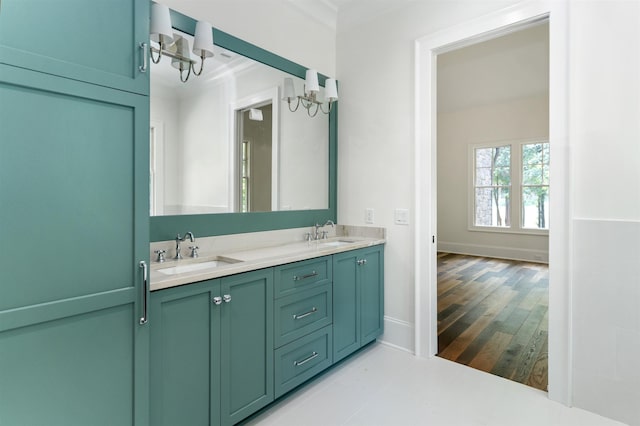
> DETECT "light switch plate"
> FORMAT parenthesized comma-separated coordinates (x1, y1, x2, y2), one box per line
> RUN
(394, 208, 409, 225)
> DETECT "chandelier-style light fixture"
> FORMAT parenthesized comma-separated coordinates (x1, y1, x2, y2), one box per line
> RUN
(149, 3, 214, 83)
(283, 70, 338, 117)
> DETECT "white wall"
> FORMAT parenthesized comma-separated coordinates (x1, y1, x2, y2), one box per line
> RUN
(437, 94, 550, 262)
(338, 0, 640, 424)
(336, 0, 520, 353)
(568, 2, 640, 424)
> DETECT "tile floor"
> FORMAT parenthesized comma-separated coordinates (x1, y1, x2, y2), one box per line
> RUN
(244, 343, 624, 426)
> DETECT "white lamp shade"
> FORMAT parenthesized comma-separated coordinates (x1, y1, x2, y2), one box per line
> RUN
(150, 3, 173, 44)
(192, 21, 214, 58)
(170, 35, 192, 71)
(305, 69, 319, 94)
(325, 78, 338, 101)
(283, 78, 296, 100)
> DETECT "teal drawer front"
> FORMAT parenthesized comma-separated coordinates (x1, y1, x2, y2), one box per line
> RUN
(275, 284, 332, 348)
(274, 325, 333, 398)
(274, 257, 331, 298)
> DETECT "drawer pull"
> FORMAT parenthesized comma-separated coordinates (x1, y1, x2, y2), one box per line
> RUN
(293, 271, 318, 281)
(293, 307, 318, 320)
(293, 351, 319, 367)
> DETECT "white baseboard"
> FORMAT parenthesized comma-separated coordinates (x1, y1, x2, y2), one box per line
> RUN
(438, 241, 548, 263)
(379, 316, 415, 353)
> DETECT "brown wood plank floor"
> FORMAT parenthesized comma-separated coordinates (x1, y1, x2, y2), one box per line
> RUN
(437, 252, 548, 391)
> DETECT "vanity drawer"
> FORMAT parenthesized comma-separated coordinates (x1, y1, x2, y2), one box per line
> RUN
(274, 256, 331, 298)
(275, 284, 332, 348)
(274, 325, 333, 398)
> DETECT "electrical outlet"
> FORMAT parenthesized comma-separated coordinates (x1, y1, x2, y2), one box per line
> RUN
(394, 208, 409, 225)
(365, 208, 375, 224)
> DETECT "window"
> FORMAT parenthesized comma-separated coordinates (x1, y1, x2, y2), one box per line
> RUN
(473, 145, 511, 227)
(522, 142, 549, 229)
(471, 141, 549, 233)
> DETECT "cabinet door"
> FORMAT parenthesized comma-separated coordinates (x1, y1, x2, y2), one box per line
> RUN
(150, 280, 220, 426)
(360, 246, 384, 345)
(0, 64, 149, 425)
(220, 269, 274, 426)
(0, 0, 149, 94)
(332, 251, 360, 363)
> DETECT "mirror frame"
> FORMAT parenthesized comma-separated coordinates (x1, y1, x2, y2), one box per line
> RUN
(150, 8, 337, 242)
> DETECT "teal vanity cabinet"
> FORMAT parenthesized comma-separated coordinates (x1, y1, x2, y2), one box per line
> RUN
(0, 0, 149, 95)
(274, 257, 334, 398)
(332, 245, 385, 363)
(150, 269, 274, 426)
(0, 2, 150, 425)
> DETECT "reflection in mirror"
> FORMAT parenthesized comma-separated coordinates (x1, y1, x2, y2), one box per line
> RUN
(150, 30, 329, 216)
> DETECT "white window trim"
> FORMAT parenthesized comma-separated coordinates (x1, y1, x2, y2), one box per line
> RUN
(468, 138, 549, 236)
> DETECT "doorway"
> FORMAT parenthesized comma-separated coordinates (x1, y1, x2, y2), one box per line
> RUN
(237, 104, 273, 212)
(414, 1, 571, 404)
(230, 87, 279, 213)
(435, 23, 549, 390)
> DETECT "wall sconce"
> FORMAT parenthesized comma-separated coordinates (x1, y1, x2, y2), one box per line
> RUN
(283, 70, 338, 117)
(150, 3, 214, 83)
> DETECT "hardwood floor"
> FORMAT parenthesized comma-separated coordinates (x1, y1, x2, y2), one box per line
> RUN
(437, 252, 548, 391)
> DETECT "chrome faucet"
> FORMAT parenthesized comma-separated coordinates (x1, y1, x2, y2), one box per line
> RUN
(313, 220, 335, 240)
(175, 232, 195, 259)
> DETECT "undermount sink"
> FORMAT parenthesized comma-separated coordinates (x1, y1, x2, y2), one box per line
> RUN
(318, 239, 356, 248)
(157, 257, 240, 275)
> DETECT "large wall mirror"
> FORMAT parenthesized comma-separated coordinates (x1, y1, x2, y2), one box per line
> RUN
(150, 8, 337, 241)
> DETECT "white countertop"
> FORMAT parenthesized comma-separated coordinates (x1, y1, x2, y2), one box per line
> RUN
(150, 235, 385, 291)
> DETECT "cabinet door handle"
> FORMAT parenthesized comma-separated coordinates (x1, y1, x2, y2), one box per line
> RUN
(212, 296, 222, 305)
(223, 294, 232, 303)
(293, 351, 319, 367)
(357, 259, 368, 266)
(139, 42, 148, 73)
(139, 261, 149, 325)
(293, 307, 317, 320)
(293, 271, 318, 281)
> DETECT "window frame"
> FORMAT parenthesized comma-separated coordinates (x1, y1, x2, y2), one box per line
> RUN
(468, 139, 549, 236)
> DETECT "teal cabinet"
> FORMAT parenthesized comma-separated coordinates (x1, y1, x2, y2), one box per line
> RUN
(150, 281, 217, 426)
(332, 245, 384, 363)
(273, 257, 333, 398)
(0, 63, 149, 425)
(150, 269, 274, 426)
(220, 270, 274, 426)
(274, 325, 333, 398)
(0, 0, 149, 95)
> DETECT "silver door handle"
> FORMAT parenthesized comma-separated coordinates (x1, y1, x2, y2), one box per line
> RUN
(293, 351, 319, 367)
(223, 294, 232, 303)
(357, 259, 368, 266)
(213, 296, 222, 305)
(293, 307, 318, 320)
(139, 42, 148, 73)
(139, 261, 148, 325)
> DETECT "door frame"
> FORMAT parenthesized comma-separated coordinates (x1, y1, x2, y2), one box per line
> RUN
(413, 0, 571, 405)
(229, 87, 280, 212)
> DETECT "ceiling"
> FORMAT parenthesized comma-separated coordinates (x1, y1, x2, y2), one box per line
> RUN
(286, 0, 415, 31)
(437, 21, 549, 113)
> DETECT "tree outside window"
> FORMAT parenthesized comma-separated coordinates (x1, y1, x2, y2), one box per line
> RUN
(522, 142, 549, 229)
(474, 145, 511, 227)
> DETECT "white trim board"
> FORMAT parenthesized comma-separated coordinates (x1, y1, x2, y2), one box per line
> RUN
(437, 241, 549, 264)
(380, 316, 415, 354)
(414, 0, 571, 406)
